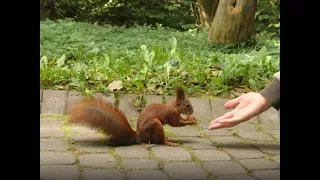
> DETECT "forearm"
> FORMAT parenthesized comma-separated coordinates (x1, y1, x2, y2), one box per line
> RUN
(259, 72, 280, 110)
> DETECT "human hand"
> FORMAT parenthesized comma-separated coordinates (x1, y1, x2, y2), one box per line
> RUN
(208, 92, 271, 130)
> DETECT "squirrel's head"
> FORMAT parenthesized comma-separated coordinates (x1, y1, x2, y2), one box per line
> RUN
(174, 86, 194, 114)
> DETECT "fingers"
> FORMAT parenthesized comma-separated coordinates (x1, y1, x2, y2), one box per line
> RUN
(208, 122, 230, 130)
(224, 97, 240, 109)
(209, 111, 234, 125)
(208, 116, 241, 130)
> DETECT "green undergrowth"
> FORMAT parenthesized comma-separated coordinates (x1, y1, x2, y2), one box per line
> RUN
(40, 19, 280, 98)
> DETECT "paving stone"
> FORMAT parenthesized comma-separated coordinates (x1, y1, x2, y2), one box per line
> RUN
(146, 94, 164, 104)
(179, 137, 215, 149)
(68, 126, 98, 134)
(210, 136, 244, 147)
(127, 170, 170, 180)
(40, 139, 69, 151)
(232, 123, 257, 131)
(203, 161, 248, 176)
(204, 129, 233, 136)
(272, 155, 280, 165)
(74, 141, 109, 153)
(193, 150, 231, 161)
(248, 117, 260, 124)
(118, 94, 139, 117)
(40, 165, 79, 180)
(198, 122, 232, 136)
(210, 99, 232, 119)
(253, 142, 280, 154)
(40, 118, 64, 122)
(114, 146, 149, 158)
(82, 168, 124, 180)
(66, 91, 83, 114)
(40, 90, 43, 114)
(262, 129, 280, 135)
(41, 90, 67, 114)
(237, 130, 274, 142)
(188, 97, 213, 121)
(122, 159, 158, 170)
(168, 126, 200, 137)
(218, 175, 257, 180)
(223, 145, 264, 159)
(197, 121, 211, 129)
(163, 162, 207, 180)
(274, 134, 280, 140)
(258, 108, 279, 124)
(40, 125, 65, 138)
(70, 134, 104, 142)
(40, 121, 65, 138)
(40, 121, 63, 128)
(79, 154, 116, 168)
(94, 93, 115, 103)
(165, 95, 175, 102)
(239, 159, 279, 171)
(152, 146, 192, 161)
(257, 124, 280, 130)
(251, 170, 280, 180)
(40, 152, 76, 165)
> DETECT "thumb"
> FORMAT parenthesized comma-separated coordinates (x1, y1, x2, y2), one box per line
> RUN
(224, 97, 240, 109)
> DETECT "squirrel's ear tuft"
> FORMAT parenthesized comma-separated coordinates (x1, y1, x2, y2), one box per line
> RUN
(175, 86, 185, 100)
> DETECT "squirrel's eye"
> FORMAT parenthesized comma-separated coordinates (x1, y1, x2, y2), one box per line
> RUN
(186, 104, 189, 108)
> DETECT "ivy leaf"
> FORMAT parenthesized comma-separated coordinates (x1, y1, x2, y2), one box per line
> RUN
(56, 55, 66, 67)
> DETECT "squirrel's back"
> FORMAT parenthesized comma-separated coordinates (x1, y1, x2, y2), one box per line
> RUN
(139, 103, 169, 119)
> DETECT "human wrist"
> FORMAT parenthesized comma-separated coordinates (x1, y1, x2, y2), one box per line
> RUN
(259, 79, 280, 110)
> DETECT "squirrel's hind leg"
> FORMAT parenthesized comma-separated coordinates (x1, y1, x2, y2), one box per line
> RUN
(138, 118, 178, 146)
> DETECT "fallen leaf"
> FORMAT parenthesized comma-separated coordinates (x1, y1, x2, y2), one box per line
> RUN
(108, 80, 123, 91)
(212, 70, 219, 76)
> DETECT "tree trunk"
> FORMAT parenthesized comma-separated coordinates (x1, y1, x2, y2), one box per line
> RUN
(208, 0, 257, 44)
(197, 0, 219, 31)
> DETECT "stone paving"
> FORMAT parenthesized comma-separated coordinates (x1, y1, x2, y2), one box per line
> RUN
(40, 90, 280, 180)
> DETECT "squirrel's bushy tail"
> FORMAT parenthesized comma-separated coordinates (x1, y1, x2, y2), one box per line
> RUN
(68, 98, 137, 146)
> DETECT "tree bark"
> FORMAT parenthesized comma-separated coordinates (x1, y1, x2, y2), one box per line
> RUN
(208, 0, 257, 44)
(197, 0, 219, 31)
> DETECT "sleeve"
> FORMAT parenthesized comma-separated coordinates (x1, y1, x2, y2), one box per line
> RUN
(259, 72, 280, 110)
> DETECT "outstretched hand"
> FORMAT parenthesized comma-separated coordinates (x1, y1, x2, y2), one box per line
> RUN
(208, 92, 271, 130)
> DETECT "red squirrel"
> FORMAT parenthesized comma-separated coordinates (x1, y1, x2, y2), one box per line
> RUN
(68, 86, 197, 146)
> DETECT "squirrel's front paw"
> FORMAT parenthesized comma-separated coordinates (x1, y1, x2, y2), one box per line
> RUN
(190, 120, 198, 125)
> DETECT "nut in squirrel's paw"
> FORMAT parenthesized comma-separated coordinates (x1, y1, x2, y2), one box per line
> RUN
(187, 114, 196, 121)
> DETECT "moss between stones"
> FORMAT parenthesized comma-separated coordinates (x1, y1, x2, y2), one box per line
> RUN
(193, 125, 206, 138)
(108, 147, 123, 170)
(216, 143, 224, 150)
(263, 152, 275, 160)
(180, 145, 214, 180)
(40, 114, 67, 119)
(114, 92, 120, 107)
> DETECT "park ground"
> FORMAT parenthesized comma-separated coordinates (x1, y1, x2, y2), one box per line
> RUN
(40, 89, 280, 180)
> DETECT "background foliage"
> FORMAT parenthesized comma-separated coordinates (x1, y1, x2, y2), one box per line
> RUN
(40, 0, 280, 97)
(40, 0, 279, 32)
